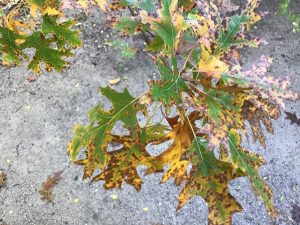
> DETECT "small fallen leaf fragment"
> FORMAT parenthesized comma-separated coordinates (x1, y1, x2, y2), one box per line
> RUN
(0, 172, 7, 188)
(110, 194, 118, 200)
(27, 75, 37, 82)
(39, 170, 63, 202)
(73, 198, 80, 204)
(109, 77, 121, 85)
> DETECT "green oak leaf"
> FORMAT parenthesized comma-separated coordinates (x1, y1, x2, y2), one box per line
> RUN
(228, 131, 276, 217)
(151, 59, 188, 105)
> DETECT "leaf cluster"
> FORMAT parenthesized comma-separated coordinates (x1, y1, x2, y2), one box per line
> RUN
(66, 0, 298, 224)
(1, 0, 299, 224)
(0, 0, 81, 73)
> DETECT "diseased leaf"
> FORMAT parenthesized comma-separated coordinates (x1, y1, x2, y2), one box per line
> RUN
(41, 15, 82, 48)
(204, 96, 223, 123)
(92, 125, 164, 190)
(198, 46, 229, 78)
(178, 139, 244, 225)
(68, 87, 148, 179)
(217, 14, 250, 53)
(146, 112, 199, 184)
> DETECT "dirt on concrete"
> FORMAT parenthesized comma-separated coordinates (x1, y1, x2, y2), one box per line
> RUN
(0, 1, 300, 225)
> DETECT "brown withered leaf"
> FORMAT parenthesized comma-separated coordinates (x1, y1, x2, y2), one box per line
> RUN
(39, 171, 63, 202)
(0, 172, 7, 188)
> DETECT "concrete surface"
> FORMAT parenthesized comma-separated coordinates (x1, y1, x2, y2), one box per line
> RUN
(0, 1, 300, 225)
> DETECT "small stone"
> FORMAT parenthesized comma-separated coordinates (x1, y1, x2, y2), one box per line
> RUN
(110, 194, 118, 200)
